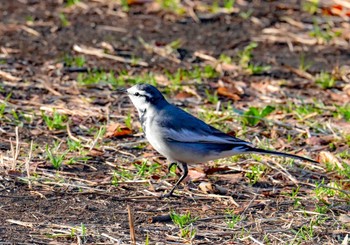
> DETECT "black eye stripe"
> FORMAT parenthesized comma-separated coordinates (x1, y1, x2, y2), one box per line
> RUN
(134, 92, 151, 99)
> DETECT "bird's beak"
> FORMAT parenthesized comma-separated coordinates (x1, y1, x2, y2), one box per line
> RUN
(116, 88, 127, 93)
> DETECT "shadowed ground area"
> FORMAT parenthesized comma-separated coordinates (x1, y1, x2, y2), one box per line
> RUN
(0, 0, 350, 244)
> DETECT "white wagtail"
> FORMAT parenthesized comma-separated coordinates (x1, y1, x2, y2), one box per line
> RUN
(125, 83, 318, 197)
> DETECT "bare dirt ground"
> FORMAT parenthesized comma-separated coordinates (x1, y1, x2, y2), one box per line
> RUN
(0, 0, 350, 244)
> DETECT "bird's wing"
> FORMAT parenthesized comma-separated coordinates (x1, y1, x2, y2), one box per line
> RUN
(158, 105, 252, 146)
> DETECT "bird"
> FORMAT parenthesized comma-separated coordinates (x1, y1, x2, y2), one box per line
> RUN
(125, 83, 318, 197)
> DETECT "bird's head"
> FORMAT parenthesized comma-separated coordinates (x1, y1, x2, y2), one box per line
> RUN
(126, 83, 166, 114)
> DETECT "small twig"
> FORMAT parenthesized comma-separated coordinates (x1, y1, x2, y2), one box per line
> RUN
(7, 219, 34, 228)
(21, 25, 41, 36)
(264, 160, 298, 185)
(127, 204, 136, 245)
(73, 44, 148, 67)
(138, 37, 181, 64)
(89, 126, 104, 151)
(66, 122, 81, 143)
(101, 233, 121, 243)
(25, 140, 33, 189)
(10, 127, 20, 170)
(0, 70, 21, 82)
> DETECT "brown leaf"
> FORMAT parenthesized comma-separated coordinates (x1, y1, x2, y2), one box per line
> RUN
(211, 173, 243, 184)
(217, 86, 240, 101)
(127, 0, 153, 5)
(338, 214, 350, 224)
(187, 169, 206, 182)
(88, 149, 104, 157)
(174, 91, 194, 100)
(198, 182, 213, 194)
(319, 151, 343, 170)
(204, 166, 231, 175)
(105, 123, 132, 138)
(306, 135, 335, 145)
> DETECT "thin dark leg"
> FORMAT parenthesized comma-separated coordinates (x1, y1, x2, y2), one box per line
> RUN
(168, 162, 177, 172)
(161, 162, 188, 198)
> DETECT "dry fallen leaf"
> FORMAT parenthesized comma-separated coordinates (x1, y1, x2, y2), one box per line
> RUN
(105, 123, 132, 138)
(174, 91, 195, 100)
(198, 182, 213, 194)
(338, 214, 350, 225)
(306, 135, 336, 145)
(211, 173, 244, 184)
(217, 86, 241, 101)
(88, 149, 104, 157)
(187, 169, 206, 182)
(319, 151, 343, 170)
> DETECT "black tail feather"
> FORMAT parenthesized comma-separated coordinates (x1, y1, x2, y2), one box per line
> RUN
(245, 147, 318, 164)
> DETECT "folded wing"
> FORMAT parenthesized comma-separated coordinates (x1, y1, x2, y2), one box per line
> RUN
(158, 104, 252, 146)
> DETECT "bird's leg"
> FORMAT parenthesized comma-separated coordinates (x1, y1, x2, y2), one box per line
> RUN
(168, 162, 178, 172)
(162, 162, 188, 198)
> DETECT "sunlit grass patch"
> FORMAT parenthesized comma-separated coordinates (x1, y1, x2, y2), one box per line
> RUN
(170, 210, 198, 240)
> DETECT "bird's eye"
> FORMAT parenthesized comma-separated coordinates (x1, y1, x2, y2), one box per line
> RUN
(134, 92, 140, 96)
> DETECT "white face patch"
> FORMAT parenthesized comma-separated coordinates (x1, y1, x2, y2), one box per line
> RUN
(127, 86, 149, 117)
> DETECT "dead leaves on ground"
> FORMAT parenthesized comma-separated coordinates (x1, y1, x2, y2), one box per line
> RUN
(105, 123, 132, 138)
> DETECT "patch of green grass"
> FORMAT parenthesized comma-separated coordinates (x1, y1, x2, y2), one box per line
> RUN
(224, 0, 235, 9)
(170, 211, 198, 239)
(284, 186, 302, 208)
(58, 13, 70, 27)
(205, 89, 219, 104)
(145, 233, 150, 245)
(120, 0, 129, 11)
(66, 138, 83, 152)
(299, 53, 313, 72)
(315, 71, 336, 89)
(336, 104, 350, 121)
(210, 0, 235, 13)
(314, 204, 329, 214)
(324, 157, 350, 179)
(310, 19, 342, 43)
(241, 105, 275, 127)
(291, 220, 315, 242)
(168, 39, 183, 50)
(0, 93, 11, 119)
(238, 42, 270, 74)
(65, 0, 80, 7)
(225, 210, 242, 229)
(78, 70, 157, 88)
(63, 55, 86, 67)
(80, 223, 87, 242)
(281, 101, 322, 120)
(42, 109, 67, 130)
(314, 179, 348, 200)
(77, 71, 117, 86)
(0, 103, 5, 118)
(46, 144, 66, 170)
(165, 66, 218, 87)
(197, 108, 232, 132)
(245, 164, 266, 185)
(239, 9, 253, 19)
(219, 54, 232, 64)
(246, 63, 271, 74)
(302, 0, 319, 14)
(113, 168, 134, 181)
(238, 42, 257, 68)
(157, 0, 186, 15)
(124, 112, 132, 129)
(134, 160, 161, 178)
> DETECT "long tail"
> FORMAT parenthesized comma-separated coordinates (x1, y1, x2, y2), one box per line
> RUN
(245, 146, 318, 164)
